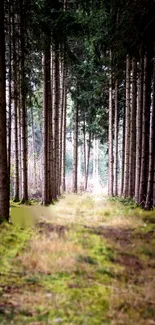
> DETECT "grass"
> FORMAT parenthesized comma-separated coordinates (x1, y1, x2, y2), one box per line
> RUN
(0, 194, 155, 324)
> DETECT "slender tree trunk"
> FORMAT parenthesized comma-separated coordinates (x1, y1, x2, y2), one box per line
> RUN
(135, 53, 143, 203)
(123, 55, 130, 197)
(121, 103, 125, 195)
(72, 102, 78, 193)
(78, 142, 82, 185)
(83, 116, 87, 190)
(49, 49, 54, 201)
(93, 137, 96, 181)
(0, 0, 9, 220)
(96, 139, 99, 184)
(30, 99, 37, 189)
(114, 79, 118, 196)
(139, 55, 148, 205)
(47, 47, 51, 202)
(59, 55, 65, 193)
(51, 49, 57, 200)
(42, 37, 50, 205)
(54, 42, 60, 197)
(18, 90, 22, 199)
(13, 10, 19, 201)
(145, 55, 155, 209)
(85, 131, 91, 191)
(153, 152, 155, 207)
(129, 57, 136, 197)
(108, 51, 113, 196)
(7, 0, 12, 189)
(20, 0, 28, 202)
(62, 82, 67, 192)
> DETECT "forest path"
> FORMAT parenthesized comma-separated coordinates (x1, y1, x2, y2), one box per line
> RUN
(0, 194, 155, 324)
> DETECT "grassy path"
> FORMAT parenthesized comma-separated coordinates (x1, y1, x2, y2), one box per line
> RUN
(0, 195, 155, 325)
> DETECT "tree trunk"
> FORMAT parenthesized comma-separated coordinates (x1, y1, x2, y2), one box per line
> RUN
(85, 131, 91, 191)
(62, 82, 67, 192)
(51, 48, 57, 200)
(18, 90, 22, 199)
(7, 0, 12, 189)
(135, 53, 143, 203)
(145, 55, 155, 209)
(121, 102, 125, 195)
(139, 55, 148, 206)
(30, 99, 37, 189)
(123, 55, 130, 197)
(13, 9, 19, 201)
(49, 48, 54, 201)
(153, 152, 155, 207)
(59, 55, 65, 193)
(72, 102, 78, 193)
(93, 137, 96, 182)
(54, 42, 60, 197)
(108, 51, 113, 196)
(114, 79, 118, 196)
(20, 0, 28, 202)
(0, 0, 9, 220)
(42, 37, 50, 205)
(83, 116, 87, 190)
(129, 57, 136, 197)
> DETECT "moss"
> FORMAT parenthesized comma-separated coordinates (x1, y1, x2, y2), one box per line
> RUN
(143, 212, 155, 224)
(0, 222, 32, 275)
(1, 195, 155, 324)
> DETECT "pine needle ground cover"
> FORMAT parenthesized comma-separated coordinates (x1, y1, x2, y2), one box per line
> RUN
(0, 195, 155, 324)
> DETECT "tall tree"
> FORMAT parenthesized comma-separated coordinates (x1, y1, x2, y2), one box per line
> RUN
(13, 5, 19, 201)
(135, 52, 143, 203)
(20, 0, 28, 202)
(145, 55, 155, 209)
(72, 100, 78, 193)
(42, 35, 50, 205)
(123, 55, 130, 197)
(108, 51, 113, 196)
(129, 57, 136, 197)
(114, 79, 118, 196)
(0, 0, 9, 220)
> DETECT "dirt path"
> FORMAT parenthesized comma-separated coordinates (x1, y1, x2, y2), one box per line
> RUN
(0, 195, 155, 324)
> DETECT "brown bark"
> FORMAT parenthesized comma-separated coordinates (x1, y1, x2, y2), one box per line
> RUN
(49, 48, 54, 202)
(114, 79, 118, 196)
(139, 55, 148, 205)
(153, 152, 155, 207)
(135, 52, 143, 203)
(121, 103, 125, 196)
(30, 99, 37, 189)
(20, 0, 28, 202)
(7, 0, 12, 187)
(108, 51, 113, 196)
(42, 37, 50, 205)
(123, 55, 130, 197)
(0, 0, 9, 220)
(59, 55, 65, 193)
(54, 42, 60, 197)
(145, 55, 155, 209)
(13, 8, 19, 201)
(85, 131, 91, 191)
(83, 116, 87, 190)
(73, 101, 78, 193)
(62, 79, 67, 192)
(51, 49, 57, 200)
(129, 57, 136, 197)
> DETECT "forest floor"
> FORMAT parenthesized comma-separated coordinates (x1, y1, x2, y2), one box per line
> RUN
(0, 194, 155, 325)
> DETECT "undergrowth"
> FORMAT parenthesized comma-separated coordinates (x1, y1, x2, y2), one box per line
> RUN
(0, 194, 155, 324)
